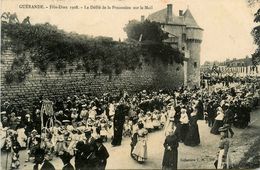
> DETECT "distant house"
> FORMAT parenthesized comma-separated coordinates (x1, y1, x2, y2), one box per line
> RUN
(201, 57, 260, 77)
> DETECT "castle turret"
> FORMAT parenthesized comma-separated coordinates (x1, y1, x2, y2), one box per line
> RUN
(183, 9, 203, 88)
(146, 4, 203, 88)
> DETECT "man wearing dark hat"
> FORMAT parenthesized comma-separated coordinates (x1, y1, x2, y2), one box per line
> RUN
(82, 128, 97, 169)
(214, 125, 231, 169)
(60, 151, 74, 170)
(94, 138, 109, 170)
(33, 148, 55, 170)
(75, 141, 85, 170)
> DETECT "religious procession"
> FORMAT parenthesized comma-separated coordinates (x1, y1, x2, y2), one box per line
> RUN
(1, 77, 259, 170)
(1, 0, 260, 169)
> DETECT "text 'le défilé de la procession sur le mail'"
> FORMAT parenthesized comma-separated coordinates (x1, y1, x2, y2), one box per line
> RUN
(18, 4, 153, 10)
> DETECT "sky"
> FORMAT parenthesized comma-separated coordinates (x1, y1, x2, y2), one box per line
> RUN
(1, 0, 260, 64)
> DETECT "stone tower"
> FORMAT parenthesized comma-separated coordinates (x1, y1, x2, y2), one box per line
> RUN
(146, 4, 203, 88)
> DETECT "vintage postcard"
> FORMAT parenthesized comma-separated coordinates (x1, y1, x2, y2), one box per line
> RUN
(1, 0, 260, 169)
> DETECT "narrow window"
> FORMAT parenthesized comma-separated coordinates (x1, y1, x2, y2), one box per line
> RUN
(194, 62, 197, 68)
(182, 33, 186, 42)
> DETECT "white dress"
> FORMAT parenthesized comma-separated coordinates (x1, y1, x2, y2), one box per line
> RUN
(0, 123, 7, 149)
(132, 128, 148, 162)
(152, 113, 161, 128)
(109, 103, 115, 117)
(100, 122, 109, 136)
(89, 109, 97, 120)
(160, 112, 167, 125)
(17, 128, 27, 148)
(145, 115, 154, 129)
(80, 109, 88, 119)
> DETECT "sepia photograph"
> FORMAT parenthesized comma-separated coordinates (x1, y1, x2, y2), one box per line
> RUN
(0, 0, 260, 169)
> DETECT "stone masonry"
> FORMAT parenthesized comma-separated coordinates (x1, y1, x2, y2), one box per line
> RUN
(1, 44, 184, 109)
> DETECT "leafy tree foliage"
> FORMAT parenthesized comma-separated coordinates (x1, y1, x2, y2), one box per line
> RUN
(1, 22, 141, 83)
(2, 19, 184, 84)
(124, 20, 184, 64)
(252, 8, 260, 64)
(124, 20, 168, 42)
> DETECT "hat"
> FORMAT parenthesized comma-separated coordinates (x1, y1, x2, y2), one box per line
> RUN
(84, 127, 92, 134)
(71, 108, 77, 112)
(132, 116, 139, 121)
(63, 131, 70, 136)
(95, 137, 103, 143)
(82, 104, 87, 108)
(32, 129, 38, 134)
(181, 108, 186, 113)
(71, 129, 78, 134)
(55, 120, 62, 126)
(60, 151, 73, 163)
(2, 116, 8, 121)
(167, 102, 173, 107)
(62, 120, 70, 124)
(41, 127, 49, 132)
(169, 117, 175, 122)
(35, 136, 41, 142)
(3, 101, 10, 105)
(58, 127, 65, 134)
(1, 111, 6, 115)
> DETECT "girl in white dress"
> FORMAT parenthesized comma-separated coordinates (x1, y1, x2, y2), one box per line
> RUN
(132, 122, 148, 163)
(160, 109, 167, 127)
(145, 112, 154, 132)
(17, 128, 27, 148)
(152, 110, 161, 130)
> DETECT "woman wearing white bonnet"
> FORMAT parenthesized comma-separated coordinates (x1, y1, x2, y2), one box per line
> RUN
(179, 108, 189, 142)
(210, 107, 224, 135)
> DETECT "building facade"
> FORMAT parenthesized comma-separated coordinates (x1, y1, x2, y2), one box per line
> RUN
(201, 57, 260, 77)
(146, 4, 203, 88)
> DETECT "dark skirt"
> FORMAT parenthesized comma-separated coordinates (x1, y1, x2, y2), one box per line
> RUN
(210, 120, 223, 135)
(184, 124, 200, 146)
(162, 148, 178, 170)
(111, 125, 124, 146)
(179, 124, 189, 142)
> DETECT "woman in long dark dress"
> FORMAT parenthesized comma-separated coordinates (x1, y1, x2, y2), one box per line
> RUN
(210, 107, 224, 135)
(162, 128, 179, 170)
(111, 102, 129, 146)
(179, 108, 189, 142)
(184, 110, 200, 146)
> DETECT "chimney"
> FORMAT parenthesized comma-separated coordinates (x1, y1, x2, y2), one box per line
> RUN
(179, 10, 183, 16)
(141, 15, 145, 22)
(166, 4, 173, 23)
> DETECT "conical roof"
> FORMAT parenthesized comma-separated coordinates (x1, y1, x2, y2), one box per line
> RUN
(183, 9, 200, 28)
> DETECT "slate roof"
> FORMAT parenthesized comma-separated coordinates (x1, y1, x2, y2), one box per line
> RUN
(147, 7, 201, 29)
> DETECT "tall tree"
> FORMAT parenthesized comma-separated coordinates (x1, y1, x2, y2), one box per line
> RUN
(252, 8, 260, 64)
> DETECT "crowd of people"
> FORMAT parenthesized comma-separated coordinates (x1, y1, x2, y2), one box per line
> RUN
(0, 78, 259, 169)
(201, 74, 258, 88)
